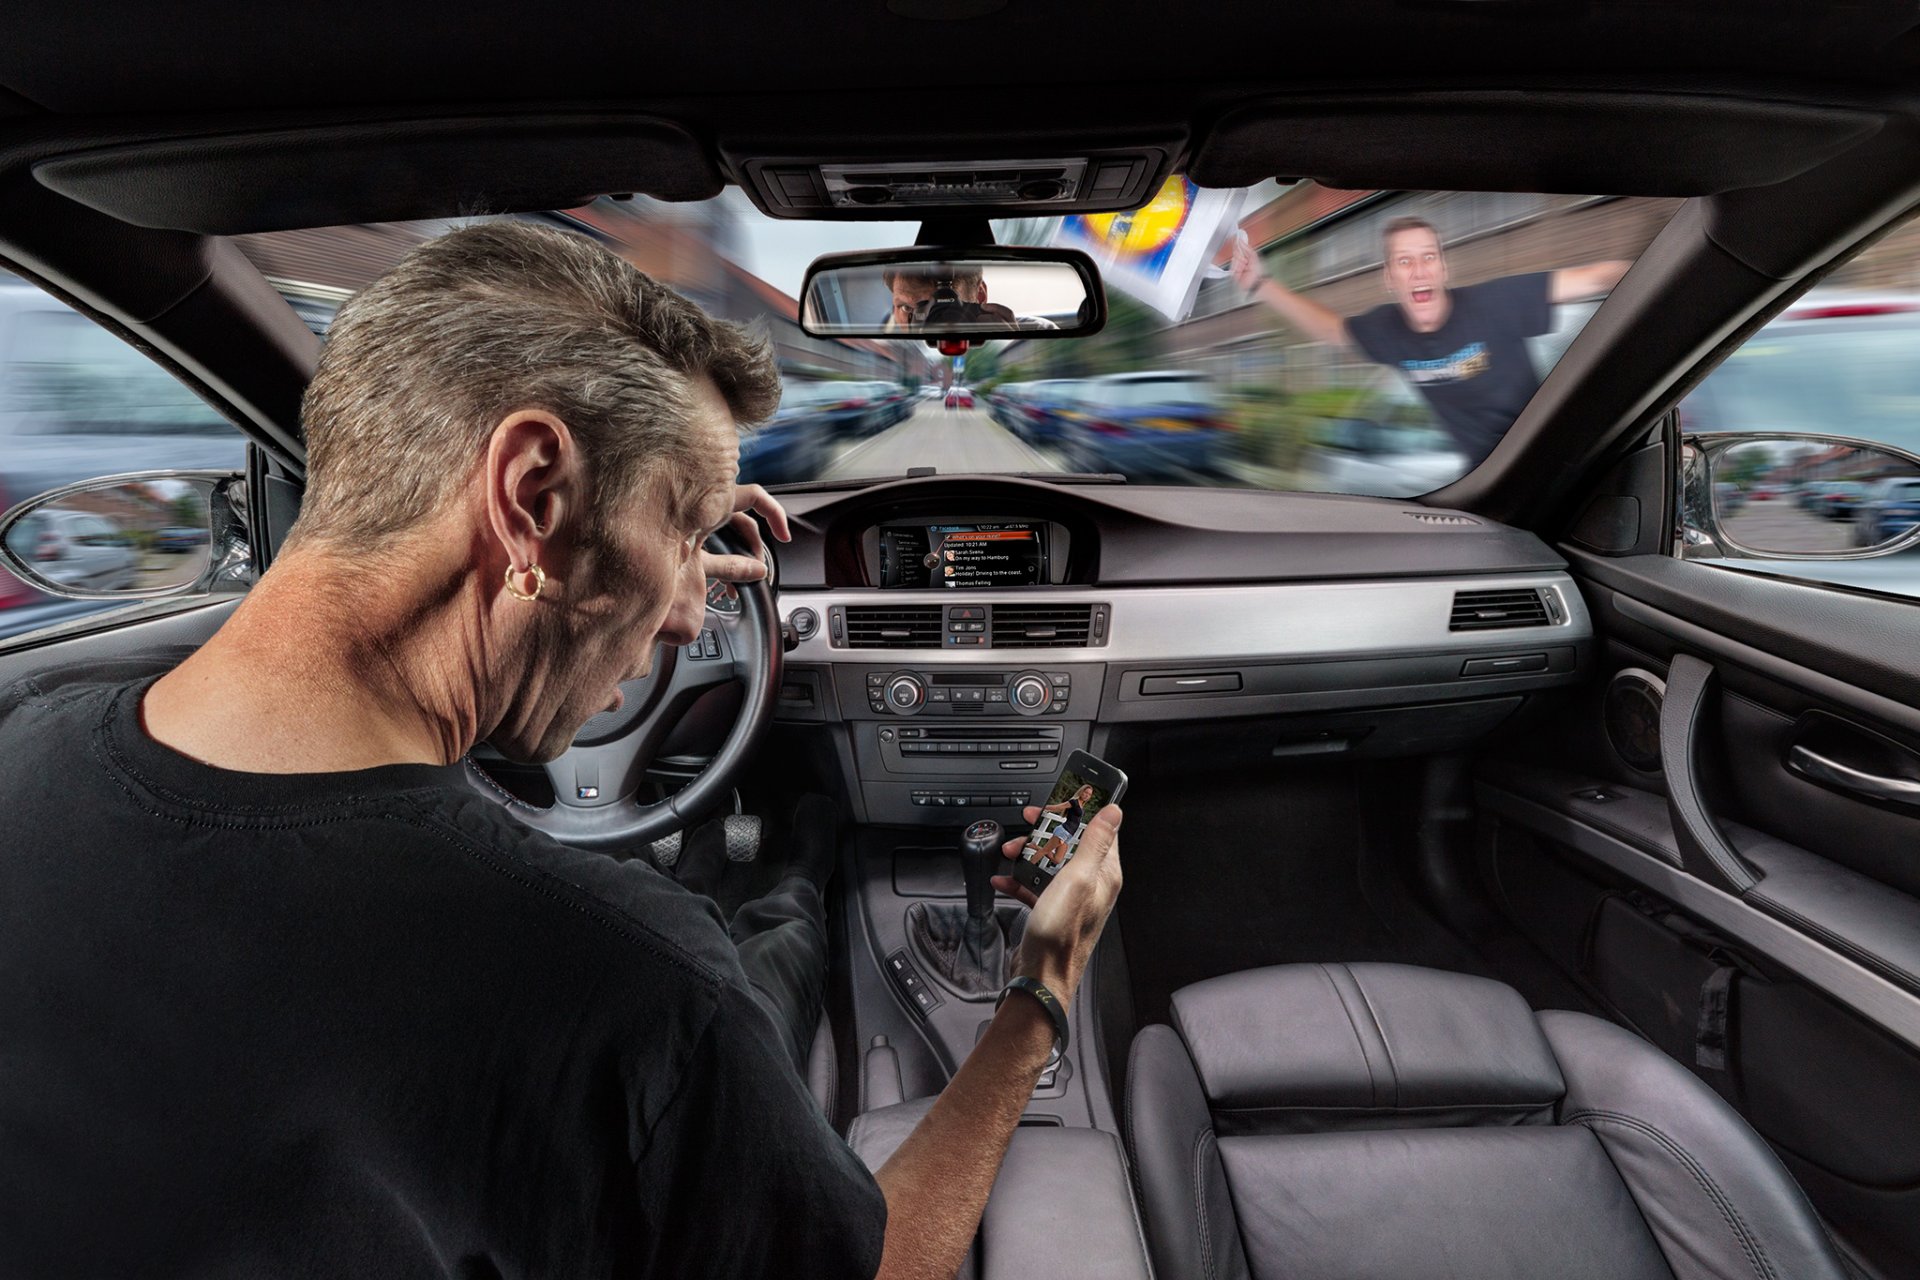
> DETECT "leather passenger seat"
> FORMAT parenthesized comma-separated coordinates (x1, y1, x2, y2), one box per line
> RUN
(1125, 963, 1851, 1280)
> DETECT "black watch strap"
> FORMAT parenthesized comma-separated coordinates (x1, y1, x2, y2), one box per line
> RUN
(998, 976, 1069, 1068)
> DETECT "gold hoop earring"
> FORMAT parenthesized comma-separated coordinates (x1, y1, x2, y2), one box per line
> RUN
(504, 563, 546, 603)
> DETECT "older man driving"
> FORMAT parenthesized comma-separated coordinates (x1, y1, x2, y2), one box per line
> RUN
(0, 222, 1123, 1278)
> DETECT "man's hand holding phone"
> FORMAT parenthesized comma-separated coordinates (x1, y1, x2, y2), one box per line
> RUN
(991, 802, 1124, 1010)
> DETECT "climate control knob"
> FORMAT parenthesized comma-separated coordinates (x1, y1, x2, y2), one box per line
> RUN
(1010, 672, 1052, 716)
(884, 673, 927, 714)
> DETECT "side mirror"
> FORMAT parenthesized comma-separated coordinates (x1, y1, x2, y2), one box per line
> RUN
(0, 471, 251, 601)
(1681, 434, 1920, 559)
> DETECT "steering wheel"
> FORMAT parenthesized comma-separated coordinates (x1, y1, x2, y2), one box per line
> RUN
(464, 526, 782, 850)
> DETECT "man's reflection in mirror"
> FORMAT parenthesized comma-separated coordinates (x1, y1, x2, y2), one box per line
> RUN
(883, 266, 1022, 333)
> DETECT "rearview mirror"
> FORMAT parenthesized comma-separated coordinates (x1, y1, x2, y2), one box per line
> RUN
(0, 471, 251, 600)
(799, 248, 1104, 340)
(1681, 434, 1920, 559)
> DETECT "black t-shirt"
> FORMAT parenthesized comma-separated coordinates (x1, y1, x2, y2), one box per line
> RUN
(1058, 798, 1083, 838)
(0, 664, 886, 1278)
(1345, 272, 1554, 465)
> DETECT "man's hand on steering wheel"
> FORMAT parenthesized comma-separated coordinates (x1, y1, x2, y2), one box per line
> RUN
(701, 484, 791, 590)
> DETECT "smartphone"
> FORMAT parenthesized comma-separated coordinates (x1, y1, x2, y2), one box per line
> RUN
(1010, 749, 1128, 896)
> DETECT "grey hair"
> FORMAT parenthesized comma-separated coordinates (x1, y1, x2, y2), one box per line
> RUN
(293, 220, 780, 552)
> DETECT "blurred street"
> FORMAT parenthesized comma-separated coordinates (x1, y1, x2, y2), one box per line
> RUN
(1721, 504, 1858, 553)
(824, 403, 1061, 480)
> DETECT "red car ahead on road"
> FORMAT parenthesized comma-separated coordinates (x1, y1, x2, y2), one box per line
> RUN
(944, 386, 974, 409)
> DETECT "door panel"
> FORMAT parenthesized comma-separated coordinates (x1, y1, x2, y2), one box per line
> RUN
(1480, 548, 1920, 1278)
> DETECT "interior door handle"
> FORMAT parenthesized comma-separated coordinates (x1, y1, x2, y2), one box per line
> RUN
(1787, 744, 1920, 812)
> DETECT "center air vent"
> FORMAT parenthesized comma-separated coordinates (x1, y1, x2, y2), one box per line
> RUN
(844, 605, 943, 649)
(991, 604, 1095, 648)
(1449, 588, 1553, 631)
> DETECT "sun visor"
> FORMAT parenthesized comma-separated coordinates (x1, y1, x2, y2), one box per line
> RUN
(1191, 93, 1884, 197)
(31, 115, 722, 235)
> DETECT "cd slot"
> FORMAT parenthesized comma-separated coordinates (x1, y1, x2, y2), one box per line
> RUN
(890, 724, 1063, 757)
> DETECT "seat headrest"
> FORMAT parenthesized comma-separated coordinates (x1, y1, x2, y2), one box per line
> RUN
(1169, 963, 1565, 1132)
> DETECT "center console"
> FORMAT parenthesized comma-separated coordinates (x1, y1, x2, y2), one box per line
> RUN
(833, 663, 1102, 824)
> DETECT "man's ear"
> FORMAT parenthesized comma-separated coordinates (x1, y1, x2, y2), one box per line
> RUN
(483, 410, 579, 574)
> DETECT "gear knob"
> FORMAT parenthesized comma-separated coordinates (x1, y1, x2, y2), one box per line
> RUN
(958, 819, 1003, 921)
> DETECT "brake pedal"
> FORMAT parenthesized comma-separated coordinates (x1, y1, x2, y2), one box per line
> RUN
(648, 830, 682, 870)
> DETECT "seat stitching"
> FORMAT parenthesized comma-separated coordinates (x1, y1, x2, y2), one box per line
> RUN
(1317, 962, 1380, 1107)
(1565, 1107, 1776, 1280)
(1192, 1127, 1219, 1280)
(1349, 969, 1399, 1110)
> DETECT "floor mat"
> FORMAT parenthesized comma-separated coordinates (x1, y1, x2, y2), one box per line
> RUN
(1115, 761, 1482, 1030)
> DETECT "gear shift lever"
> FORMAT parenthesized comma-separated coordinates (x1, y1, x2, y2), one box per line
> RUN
(959, 819, 1002, 922)
(904, 818, 1024, 1000)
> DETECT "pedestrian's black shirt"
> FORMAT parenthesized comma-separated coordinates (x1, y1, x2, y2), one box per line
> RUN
(0, 664, 886, 1278)
(1346, 272, 1554, 465)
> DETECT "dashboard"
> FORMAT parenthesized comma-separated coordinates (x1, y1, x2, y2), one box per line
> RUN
(760, 477, 1594, 826)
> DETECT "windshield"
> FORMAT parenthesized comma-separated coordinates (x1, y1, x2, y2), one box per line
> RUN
(234, 183, 1675, 495)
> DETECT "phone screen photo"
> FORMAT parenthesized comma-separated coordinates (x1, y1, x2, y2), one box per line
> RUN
(1014, 752, 1125, 894)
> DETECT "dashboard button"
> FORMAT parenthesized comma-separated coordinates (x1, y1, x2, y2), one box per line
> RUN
(927, 687, 949, 702)
(867, 672, 886, 687)
(886, 674, 926, 713)
(1011, 674, 1051, 714)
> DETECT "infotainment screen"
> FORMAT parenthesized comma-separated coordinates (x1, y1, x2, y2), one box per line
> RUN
(878, 522, 1046, 588)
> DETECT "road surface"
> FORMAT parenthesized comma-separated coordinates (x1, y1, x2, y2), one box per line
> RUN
(1720, 502, 1859, 554)
(823, 403, 1063, 480)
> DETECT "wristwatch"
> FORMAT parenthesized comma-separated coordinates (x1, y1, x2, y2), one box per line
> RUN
(997, 976, 1068, 1070)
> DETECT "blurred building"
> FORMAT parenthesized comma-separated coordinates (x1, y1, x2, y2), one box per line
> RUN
(231, 201, 913, 385)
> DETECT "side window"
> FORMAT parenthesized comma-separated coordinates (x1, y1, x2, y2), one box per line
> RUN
(1676, 220, 1920, 602)
(0, 275, 250, 643)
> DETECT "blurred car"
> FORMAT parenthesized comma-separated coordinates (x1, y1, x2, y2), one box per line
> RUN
(154, 525, 210, 554)
(1855, 476, 1920, 546)
(8, 509, 138, 591)
(944, 386, 975, 409)
(1006, 379, 1085, 446)
(1815, 480, 1867, 520)
(984, 382, 1027, 433)
(1305, 419, 1470, 498)
(1055, 372, 1230, 479)
(736, 378, 863, 486)
(1713, 480, 1748, 516)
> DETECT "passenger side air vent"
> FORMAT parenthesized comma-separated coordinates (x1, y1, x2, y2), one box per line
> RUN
(1449, 588, 1552, 631)
(843, 605, 944, 649)
(991, 604, 1095, 648)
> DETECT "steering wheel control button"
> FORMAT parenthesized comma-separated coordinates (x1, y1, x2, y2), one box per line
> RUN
(789, 607, 818, 640)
